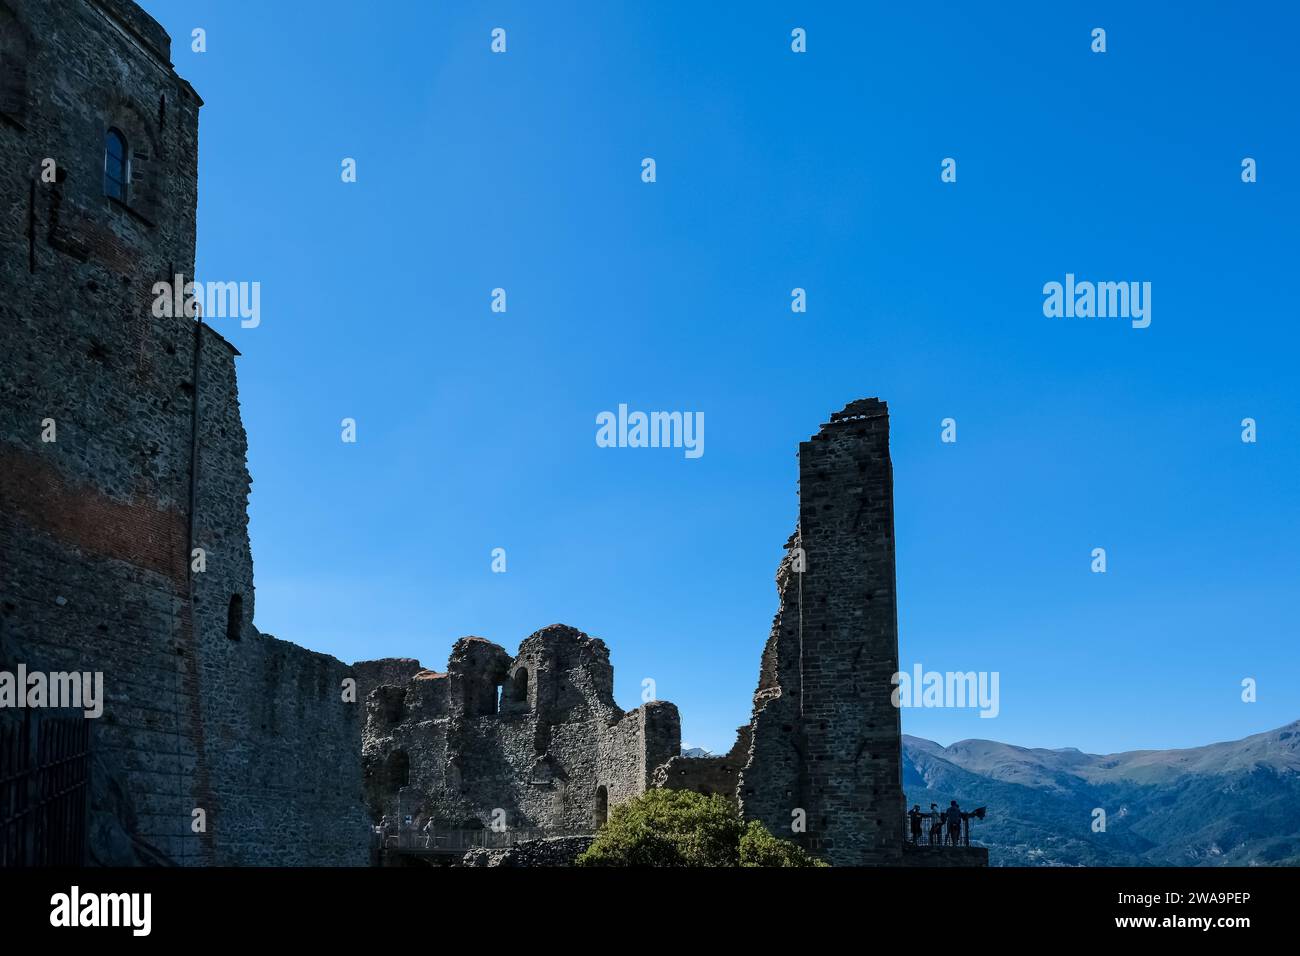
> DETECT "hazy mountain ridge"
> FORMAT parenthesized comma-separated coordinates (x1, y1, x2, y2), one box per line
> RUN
(904, 720, 1300, 866)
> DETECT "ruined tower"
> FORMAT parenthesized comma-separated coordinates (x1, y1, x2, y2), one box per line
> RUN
(738, 399, 907, 865)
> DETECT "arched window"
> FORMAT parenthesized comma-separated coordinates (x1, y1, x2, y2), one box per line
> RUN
(593, 785, 608, 827)
(225, 594, 243, 641)
(104, 128, 129, 200)
(510, 668, 529, 708)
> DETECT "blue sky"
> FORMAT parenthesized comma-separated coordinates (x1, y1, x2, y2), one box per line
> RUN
(144, 1, 1298, 755)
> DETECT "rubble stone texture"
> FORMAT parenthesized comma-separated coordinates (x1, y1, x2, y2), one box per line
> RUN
(654, 726, 751, 798)
(0, 0, 367, 865)
(460, 835, 594, 868)
(1, 0, 958, 869)
(734, 399, 908, 866)
(357, 625, 681, 832)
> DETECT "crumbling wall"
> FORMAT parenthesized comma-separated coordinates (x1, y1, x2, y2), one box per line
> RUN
(353, 657, 425, 709)
(0, 0, 366, 865)
(656, 725, 751, 801)
(360, 624, 680, 833)
(460, 835, 594, 867)
(738, 399, 907, 865)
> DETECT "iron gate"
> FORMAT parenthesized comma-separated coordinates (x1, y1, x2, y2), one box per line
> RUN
(0, 710, 90, 866)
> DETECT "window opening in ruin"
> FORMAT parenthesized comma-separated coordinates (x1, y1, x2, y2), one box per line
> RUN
(511, 668, 528, 708)
(466, 682, 501, 717)
(384, 691, 405, 725)
(104, 128, 129, 200)
(225, 594, 242, 641)
(594, 785, 608, 827)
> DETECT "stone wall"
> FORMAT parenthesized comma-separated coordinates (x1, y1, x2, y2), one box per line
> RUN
(460, 835, 594, 868)
(656, 725, 751, 801)
(902, 845, 990, 867)
(737, 399, 908, 866)
(0, 0, 367, 865)
(353, 657, 426, 709)
(360, 624, 681, 832)
(0, 0, 972, 869)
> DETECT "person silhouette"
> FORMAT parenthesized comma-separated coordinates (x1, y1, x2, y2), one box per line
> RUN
(908, 804, 923, 844)
(945, 800, 963, 846)
(928, 803, 943, 845)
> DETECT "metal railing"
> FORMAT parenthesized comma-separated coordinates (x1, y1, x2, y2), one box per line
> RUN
(907, 808, 985, 848)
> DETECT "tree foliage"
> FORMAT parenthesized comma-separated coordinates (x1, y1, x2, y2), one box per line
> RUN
(738, 820, 826, 867)
(576, 788, 827, 867)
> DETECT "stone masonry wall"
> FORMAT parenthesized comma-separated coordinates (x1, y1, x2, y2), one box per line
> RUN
(737, 399, 907, 866)
(360, 624, 680, 833)
(901, 845, 990, 867)
(354, 657, 425, 710)
(0, 0, 367, 864)
(656, 725, 751, 801)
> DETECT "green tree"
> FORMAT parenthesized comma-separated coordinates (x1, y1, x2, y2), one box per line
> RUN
(739, 820, 827, 867)
(576, 788, 826, 867)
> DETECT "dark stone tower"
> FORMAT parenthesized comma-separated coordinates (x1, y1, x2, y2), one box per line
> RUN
(739, 399, 906, 865)
(0, 0, 366, 864)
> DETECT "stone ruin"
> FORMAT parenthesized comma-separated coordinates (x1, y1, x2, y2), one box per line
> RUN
(355, 625, 680, 834)
(355, 398, 960, 868)
(664, 399, 911, 865)
(0, 0, 982, 867)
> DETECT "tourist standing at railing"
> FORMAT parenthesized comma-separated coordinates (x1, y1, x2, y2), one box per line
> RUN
(945, 801, 963, 846)
(908, 805, 924, 844)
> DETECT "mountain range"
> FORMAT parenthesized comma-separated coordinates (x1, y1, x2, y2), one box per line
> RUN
(904, 720, 1300, 866)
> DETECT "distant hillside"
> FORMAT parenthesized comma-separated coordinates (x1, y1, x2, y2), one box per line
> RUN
(904, 720, 1300, 866)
